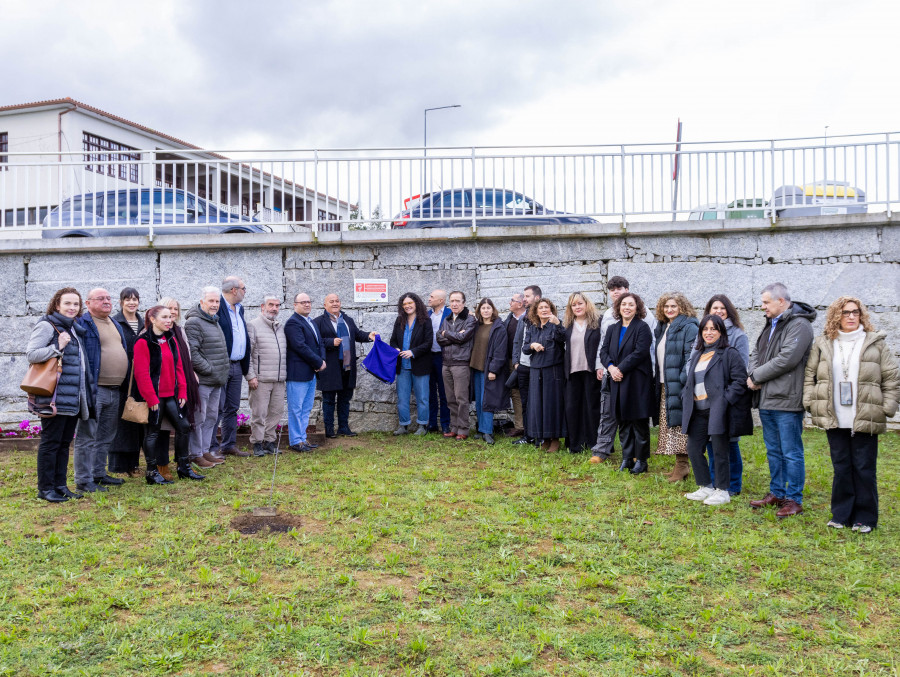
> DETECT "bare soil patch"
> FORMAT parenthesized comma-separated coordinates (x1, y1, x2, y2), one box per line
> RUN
(230, 512, 304, 535)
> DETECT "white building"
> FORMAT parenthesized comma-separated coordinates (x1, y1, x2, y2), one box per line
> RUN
(0, 98, 349, 232)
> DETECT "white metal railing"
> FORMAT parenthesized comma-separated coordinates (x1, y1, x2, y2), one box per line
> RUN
(0, 131, 897, 239)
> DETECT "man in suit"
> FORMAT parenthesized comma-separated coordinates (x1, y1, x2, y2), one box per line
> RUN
(214, 276, 251, 457)
(313, 293, 376, 438)
(285, 292, 327, 452)
(427, 289, 452, 434)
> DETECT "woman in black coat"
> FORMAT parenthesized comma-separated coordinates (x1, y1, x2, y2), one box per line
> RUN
(681, 314, 749, 506)
(523, 298, 566, 452)
(563, 292, 604, 453)
(470, 298, 510, 445)
(652, 292, 699, 482)
(109, 287, 144, 476)
(390, 293, 434, 435)
(599, 292, 654, 474)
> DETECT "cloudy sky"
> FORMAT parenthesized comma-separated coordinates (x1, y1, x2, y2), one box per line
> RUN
(2, 0, 898, 151)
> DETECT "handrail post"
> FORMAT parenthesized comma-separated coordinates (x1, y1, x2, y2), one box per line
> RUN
(312, 150, 319, 239)
(619, 145, 627, 230)
(887, 133, 892, 217)
(471, 146, 477, 235)
(770, 140, 777, 224)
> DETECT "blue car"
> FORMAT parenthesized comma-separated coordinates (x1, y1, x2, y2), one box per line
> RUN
(42, 188, 268, 237)
(392, 188, 598, 228)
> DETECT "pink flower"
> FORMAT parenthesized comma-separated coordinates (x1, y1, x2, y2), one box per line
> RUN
(19, 420, 30, 431)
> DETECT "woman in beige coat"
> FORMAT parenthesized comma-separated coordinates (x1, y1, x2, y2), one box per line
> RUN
(803, 296, 900, 533)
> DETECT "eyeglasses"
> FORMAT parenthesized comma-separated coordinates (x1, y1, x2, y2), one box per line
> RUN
(841, 309, 861, 318)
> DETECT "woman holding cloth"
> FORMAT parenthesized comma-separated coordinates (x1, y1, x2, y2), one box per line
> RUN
(804, 296, 899, 532)
(681, 314, 750, 506)
(132, 305, 204, 484)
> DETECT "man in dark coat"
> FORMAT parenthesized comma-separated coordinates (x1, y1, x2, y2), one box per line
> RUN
(313, 293, 375, 438)
(214, 276, 252, 457)
(285, 292, 326, 452)
(504, 293, 526, 436)
(427, 290, 452, 434)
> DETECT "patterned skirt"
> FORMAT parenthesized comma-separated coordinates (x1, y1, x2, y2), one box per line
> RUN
(655, 385, 688, 455)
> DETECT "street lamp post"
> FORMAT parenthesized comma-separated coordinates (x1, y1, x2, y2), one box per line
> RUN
(423, 104, 461, 196)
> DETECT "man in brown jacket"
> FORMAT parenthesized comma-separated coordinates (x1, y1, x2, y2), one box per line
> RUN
(246, 295, 287, 456)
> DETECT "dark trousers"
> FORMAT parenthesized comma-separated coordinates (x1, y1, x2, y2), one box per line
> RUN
(686, 409, 730, 490)
(593, 375, 619, 457)
(214, 360, 244, 452)
(619, 418, 650, 462)
(827, 429, 879, 528)
(564, 370, 603, 452)
(145, 397, 191, 466)
(323, 388, 354, 434)
(708, 439, 743, 493)
(37, 414, 78, 491)
(516, 364, 531, 435)
(428, 352, 450, 431)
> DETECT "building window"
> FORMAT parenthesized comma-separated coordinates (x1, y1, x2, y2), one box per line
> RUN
(0, 132, 7, 170)
(83, 132, 140, 183)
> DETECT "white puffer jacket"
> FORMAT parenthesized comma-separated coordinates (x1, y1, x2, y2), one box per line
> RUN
(247, 315, 287, 382)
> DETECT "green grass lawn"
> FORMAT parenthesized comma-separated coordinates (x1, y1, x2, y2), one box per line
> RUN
(1, 429, 898, 676)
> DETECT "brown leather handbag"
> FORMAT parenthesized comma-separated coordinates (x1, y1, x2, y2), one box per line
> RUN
(21, 326, 65, 397)
(121, 365, 149, 424)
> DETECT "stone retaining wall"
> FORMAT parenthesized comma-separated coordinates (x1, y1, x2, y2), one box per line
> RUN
(2, 216, 898, 430)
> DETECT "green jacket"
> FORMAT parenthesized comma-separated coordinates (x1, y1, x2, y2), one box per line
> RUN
(803, 331, 900, 435)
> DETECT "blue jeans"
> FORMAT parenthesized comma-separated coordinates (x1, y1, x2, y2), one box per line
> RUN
(396, 367, 429, 426)
(707, 439, 743, 494)
(287, 379, 317, 445)
(472, 370, 494, 435)
(759, 409, 806, 504)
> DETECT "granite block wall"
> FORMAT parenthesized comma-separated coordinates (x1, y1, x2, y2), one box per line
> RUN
(2, 222, 898, 431)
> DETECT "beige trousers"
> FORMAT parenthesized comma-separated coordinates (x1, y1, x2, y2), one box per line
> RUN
(249, 380, 287, 443)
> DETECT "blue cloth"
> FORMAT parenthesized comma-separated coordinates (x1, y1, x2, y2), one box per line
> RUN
(285, 313, 326, 382)
(759, 409, 806, 504)
(226, 302, 247, 362)
(618, 326, 628, 346)
(362, 336, 400, 384)
(707, 439, 743, 494)
(287, 379, 317, 445)
(402, 320, 415, 370)
(472, 369, 495, 435)
(396, 367, 429, 426)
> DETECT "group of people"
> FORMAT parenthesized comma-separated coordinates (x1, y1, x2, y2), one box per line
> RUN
(24, 274, 899, 533)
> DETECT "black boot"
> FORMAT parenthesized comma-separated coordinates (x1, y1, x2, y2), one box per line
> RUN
(618, 457, 635, 472)
(146, 467, 172, 485)
(144, 428, 172, 485)
(630, 460, 648, 475)
(177, 459, 205, 481)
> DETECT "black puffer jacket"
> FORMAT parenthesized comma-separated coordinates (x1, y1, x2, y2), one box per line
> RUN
(653, 314, 699, 426)
(25, 314, 92, 418)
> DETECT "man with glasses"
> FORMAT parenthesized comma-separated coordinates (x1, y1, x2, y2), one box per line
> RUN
(246, 295, 287, 456)
(73, 288, 129, 492)
(214, 276, 251, 458)
(747, 282, 816, 518)
(285, 292, 326, 452)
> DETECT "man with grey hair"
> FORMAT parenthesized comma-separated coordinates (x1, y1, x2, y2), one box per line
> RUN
(504, 292, 527, 436)
(185, 286, 231, 467)
(214, 276, 251, 457)
(73, 287, 129, 492)
(747, 282, 816, 518)
(246, 295, 287, 456)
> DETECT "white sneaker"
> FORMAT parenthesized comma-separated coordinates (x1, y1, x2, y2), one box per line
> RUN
(684, 486, 715, 501)
(703, 489, 732, 506)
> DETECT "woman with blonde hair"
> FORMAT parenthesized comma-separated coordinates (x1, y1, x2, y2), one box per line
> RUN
(804, 296, 899, 533)
(563, 292, 603, 452)
(652, 292, 699, 481)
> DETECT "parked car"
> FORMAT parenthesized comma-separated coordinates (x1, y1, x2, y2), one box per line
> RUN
(771, 181, 867, 217)
(42, 188, 268, 238)
(688, 198, 766, 221)
(392, 188, 598, 228)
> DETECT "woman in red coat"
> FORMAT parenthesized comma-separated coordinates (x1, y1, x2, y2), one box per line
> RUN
(132, 305, 204, 484)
